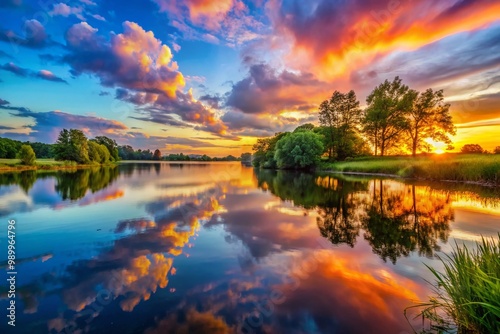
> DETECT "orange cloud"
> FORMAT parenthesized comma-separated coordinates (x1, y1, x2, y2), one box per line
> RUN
(269, 0, 500, 80)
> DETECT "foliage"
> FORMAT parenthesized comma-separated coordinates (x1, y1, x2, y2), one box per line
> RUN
(363, 77, 416, 156)
(17, 145, 36, 166)
(27, 142, 54, 158)
(319, 90, 362, 160)
(495, 146, 500, 154)
(294, 123, 315, 132)
(408, 235, 500, 334)
(461, 144, 485, 154)
(153, 149, 162, 160)
(0, 137, 22, 158)
(274, 131, 324, 169)
(405, 88, 456, 156)
(93, 136, 119, 161)
(252, 132, 289, 168)
(241, 152, 252, 164)
(88, 141, 111, 164)
(53, 129, 90, 164)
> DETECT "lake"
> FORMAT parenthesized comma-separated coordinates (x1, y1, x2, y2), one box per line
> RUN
(1, 162, 499, 334)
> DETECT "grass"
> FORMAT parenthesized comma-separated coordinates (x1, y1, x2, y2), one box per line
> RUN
(320, 153, 500, 185)
(0, 158, 113, 171)
(407, 235, 500, 334)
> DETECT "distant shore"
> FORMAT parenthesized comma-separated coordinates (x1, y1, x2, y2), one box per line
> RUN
(319, 154, 500, 187)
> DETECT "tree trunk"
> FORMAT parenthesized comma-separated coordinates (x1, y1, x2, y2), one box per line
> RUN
(412, 132, 418, 157)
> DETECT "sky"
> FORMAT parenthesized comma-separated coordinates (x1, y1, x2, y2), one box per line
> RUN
(0, 0, 499, 156)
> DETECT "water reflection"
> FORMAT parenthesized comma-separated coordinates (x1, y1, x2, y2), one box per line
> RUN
(255, 171, 455, 263)
(0, 164, 498, 334)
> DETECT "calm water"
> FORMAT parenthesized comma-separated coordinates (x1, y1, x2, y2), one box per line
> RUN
(1, 162, 499, 334)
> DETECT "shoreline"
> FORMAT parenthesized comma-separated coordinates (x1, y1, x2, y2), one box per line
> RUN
(321, 170, 498, 188)
(0, 163, 117, 172)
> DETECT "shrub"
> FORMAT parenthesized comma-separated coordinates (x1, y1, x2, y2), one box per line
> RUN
(461, 144, 484, 154)
(17, 145, 36, 166)
(274, 131, 324, 169)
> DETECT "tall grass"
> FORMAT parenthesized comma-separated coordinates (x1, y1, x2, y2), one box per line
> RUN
(407, 234, 500, 333)
(321, 154, 500, 184)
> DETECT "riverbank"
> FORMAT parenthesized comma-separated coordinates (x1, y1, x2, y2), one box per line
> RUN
(0, 159, 117, 172)
(320, 154, 500, 186)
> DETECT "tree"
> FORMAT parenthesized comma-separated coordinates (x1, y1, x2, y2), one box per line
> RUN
(294, 123, 315, 132)
(88, 141, 102, 163)
(494, 146, 500, 154)
(88, 141, 111, 163)
(18, 145, 36, 165)
(363, 77, 416, 156)
(319, 90, 362, 160)
(153, 149, 162, 160)
(274, 131, 324, 169)
(94, 136, 119, 161)
(53, 129, 89, 163)
(252, 132, 289, 168)
(460, 144, 484, 154)
(405, 89, 456, 156)
(27, 142, 54, 158)
(0, 137, 22, 158)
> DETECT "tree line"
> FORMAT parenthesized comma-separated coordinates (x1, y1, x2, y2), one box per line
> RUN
(1, 129, 246, 165)
(253, 76, 498, 169)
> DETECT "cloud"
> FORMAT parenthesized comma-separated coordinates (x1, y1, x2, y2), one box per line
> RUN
(456, 118, 500, 129)
(50, 3, 85, 20)
(0, 62, 68, 83)
(59, 21, 228, 136)
(35, 69, 68, 83)
(64, 21, 184, 97)
(153, 0, 264, 46)
(0, 19, 51, 49)
(357, 26, 500, 92)
(0, 61, 27, 76)
(267, 0, 500, 80)
(2, 103, 128, 142)
(226, 63, 325, 114)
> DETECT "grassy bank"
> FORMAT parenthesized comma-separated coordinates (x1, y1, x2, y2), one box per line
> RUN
(0, 158, 116, 172)
(408, 235, 500, 333)
(320, 154, 500, 185)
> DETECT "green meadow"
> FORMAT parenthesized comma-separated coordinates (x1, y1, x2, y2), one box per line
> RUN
(321, 153, 500, 185)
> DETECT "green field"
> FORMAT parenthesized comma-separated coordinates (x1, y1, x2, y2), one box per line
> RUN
(321, 154, 500, 185)
(0, 158, 114, 171)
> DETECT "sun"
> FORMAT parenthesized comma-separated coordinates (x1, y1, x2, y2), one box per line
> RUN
(424, 138, 447, 154)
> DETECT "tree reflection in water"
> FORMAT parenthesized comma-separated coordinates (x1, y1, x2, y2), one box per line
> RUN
(255, 170, 453, 263)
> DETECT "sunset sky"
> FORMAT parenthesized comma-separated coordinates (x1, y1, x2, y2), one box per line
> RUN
(1, 0, 499, 156)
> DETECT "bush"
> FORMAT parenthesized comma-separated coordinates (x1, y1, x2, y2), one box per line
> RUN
(274, 131, 324, 169)
(461, 144, 484, 154)
(17, 145, 36, 166)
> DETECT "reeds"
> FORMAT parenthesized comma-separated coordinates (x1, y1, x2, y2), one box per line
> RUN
(407, 234, 500, 333)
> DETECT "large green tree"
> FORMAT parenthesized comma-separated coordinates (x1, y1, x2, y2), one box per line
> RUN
(0, 137, 22, 158)
(319, 90, 362, 160)
(405, 88, 456, 156)
(363, 77, 416, 156)
(53, 129, 89, 163)
(93, 136, 119, 161)
(252, 132, 289, 168)
(274, 131, 324, 169)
